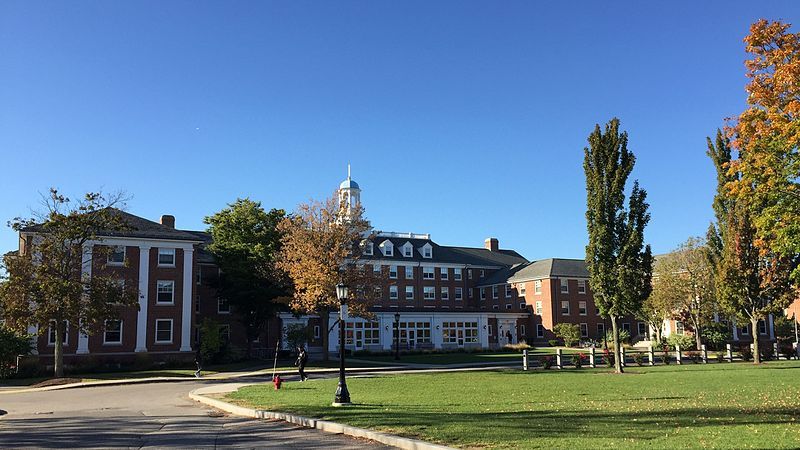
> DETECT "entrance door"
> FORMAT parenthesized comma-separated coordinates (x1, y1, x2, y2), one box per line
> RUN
(355, 330, 364, 350)
(457, 329, 464, 347)
(408, 330, 416, 349)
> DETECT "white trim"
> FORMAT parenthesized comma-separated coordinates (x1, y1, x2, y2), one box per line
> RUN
(156, 280, 175, 305)
(217, 297, 231, 314)
(157, 247, 176, 267)
(180, 248, 194, 351)
(103, 319, 123, 345)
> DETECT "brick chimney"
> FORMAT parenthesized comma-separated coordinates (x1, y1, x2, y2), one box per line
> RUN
(485, 237, 499, 252)
(160, 215, 175, 229)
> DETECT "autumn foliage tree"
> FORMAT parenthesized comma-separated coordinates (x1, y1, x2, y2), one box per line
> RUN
(277, 194, 385, 360)
(584, 118, 653, 374)
(0, 190, 140, 377)
(730, 20, 800, 281)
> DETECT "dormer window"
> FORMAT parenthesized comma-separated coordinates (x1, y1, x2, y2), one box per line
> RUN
(380, 240, 394, 257)
(363, 241, 374, 256)
(402, 242, 413, 258)
(420, 243, 433, 259)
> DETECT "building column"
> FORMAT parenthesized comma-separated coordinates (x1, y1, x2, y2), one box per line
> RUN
(136, 245, 151, 352)
(77, 244, 92, 354)
(180, 248, 194, 352)
(732, 319, 739, 341)
(479, 315, 489, 349)
(433, 316, 444, 349)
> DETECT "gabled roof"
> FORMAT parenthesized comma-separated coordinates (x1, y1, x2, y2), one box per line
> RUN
(478, 258, 589, 286)
(362, 235, 527, 268)
(22, 209, 203, 242)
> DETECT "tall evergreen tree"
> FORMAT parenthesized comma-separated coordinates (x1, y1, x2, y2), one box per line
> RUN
(584, 118, 653, 374)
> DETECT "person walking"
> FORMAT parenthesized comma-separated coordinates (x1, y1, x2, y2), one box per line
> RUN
(295, 346, 309, 382)
(194, 348, 203, 378)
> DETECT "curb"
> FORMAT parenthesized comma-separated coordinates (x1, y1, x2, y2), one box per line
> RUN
(189, 387, 455, 450)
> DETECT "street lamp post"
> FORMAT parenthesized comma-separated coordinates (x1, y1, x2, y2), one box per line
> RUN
(394, 313, 400, 361)
(333, 283, 351, 406)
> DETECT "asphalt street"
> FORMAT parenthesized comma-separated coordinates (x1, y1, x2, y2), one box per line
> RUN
(0, 378, 390, 449)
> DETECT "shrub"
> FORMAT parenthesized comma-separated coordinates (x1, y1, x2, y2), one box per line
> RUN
(504, 342, 533, 351)
(667, 334, 695, 351)
(0, 325, 32, 379)
(604, 329, 630, 347)
(740, 345, 753, 361)
(716, 352, 725, 362)
(571, 352, 585, 369)
(662, 346, 671, 365)
(548, 339, 560, 347)
(553, 323, 581, 347)
(16, 356, 42, 378)
(133, 353, 154, 371)
(701, 322, 732, 350)
(760, 345, 774, 361)
(285, 323, 311, 351)
(633, 352, 645, 366)
(779, 344, 796, 359)
(541, 356, 554, 369)
(199, 318, 224, 363)
(686, 351, 701, 364)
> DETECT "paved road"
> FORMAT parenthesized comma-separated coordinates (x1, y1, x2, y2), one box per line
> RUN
(0, 378, 390, 449)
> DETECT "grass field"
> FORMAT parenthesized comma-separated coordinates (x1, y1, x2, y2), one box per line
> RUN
(227, 361, 800, 449)
(354, 348, 584, 365)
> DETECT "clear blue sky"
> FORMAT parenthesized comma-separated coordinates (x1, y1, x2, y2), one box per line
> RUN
(1, 2, 797, 261)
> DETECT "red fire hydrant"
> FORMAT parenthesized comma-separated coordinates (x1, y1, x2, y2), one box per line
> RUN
(273, 375, 282, 390)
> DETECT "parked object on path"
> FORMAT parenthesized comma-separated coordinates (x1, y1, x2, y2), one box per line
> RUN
(273, 375, 283, 390)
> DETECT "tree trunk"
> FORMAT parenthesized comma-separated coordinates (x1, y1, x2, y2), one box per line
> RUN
(54, 323, 64, 378)
(321, 310, 330, 362)
(694, 320, 703, 351)
(751, 316, 761, 364)
(611, 317, 623, 373)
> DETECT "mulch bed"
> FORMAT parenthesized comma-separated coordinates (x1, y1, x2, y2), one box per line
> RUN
(30, 378, 83, 388)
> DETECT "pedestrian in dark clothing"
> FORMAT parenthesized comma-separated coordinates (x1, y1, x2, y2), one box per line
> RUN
(506, 330, 513, 345)
(194, 349, 203, 378)
(295, 346, 309, 381)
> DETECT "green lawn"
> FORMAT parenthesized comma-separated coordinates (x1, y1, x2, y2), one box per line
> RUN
(355, 348, 583, 365)
(227, 361, 800, 449)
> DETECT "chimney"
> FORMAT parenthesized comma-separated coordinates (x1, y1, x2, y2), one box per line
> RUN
(160, 215, 175, 229)
(485, 237, 499, 252)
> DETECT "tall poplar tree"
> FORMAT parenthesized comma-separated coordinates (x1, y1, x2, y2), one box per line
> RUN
(584, 118, 653, 374)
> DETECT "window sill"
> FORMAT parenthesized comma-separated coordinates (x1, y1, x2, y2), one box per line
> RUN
(155, 341, 173, 344)
(155, 302, 175, 306)
(217, 311, 231, 315)
(102, 342, 123, 346)
(157, 264, 176, 268)
(106, 262, 125, 267)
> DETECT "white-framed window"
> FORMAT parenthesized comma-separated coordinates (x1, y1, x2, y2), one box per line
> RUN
(561, 300, 570, 315)
(155, 319, 173, 343)
(219, 324, 231, 343)
(423, 286, 436, 300)
(480, 288, 486, 300)
(580, 323, 588, 338)
(519, 302, 526, 309)
(195, 294, 200, 313)
(492, 285, 498, 299)
(468, 269, 473, 279)
(156, 280, 175, 304)
(579, 301, 587, 316)
(104, 320, 123, 344)
(505, 304, 512, 310)
(405, 286, 414, 300)
(421, 244, 433, 259)
(638, 322, 647, 336)
(48, 320, 69, 345)
(158, 248, 176, 266)
(380, 240, 394, 257)
(441, 287, 449, 300)
(740, 324, 750, 336)
(488, 324, 493, 336)
(454, 268, 462, 281)
(597, 323, 605, 337)
(314, 325, 321, 339)
(455, 287, 463, 300)
(492, 304, 500, 310)
(505, 284, 512, 298)
(758, 320, 767, 335)
(534, 280, 542, 294)
(218, 297, 230, 314)
(622, 322, 631, 333)
(196, 267, 202, 285)
(560, 278, 569, 294)
(442, 321, 479, 344)
(676, 321, 685, 335)
(389, 285, 399, 300)
(373, 264, 381, 274)
(389, 265, 398, 279)
(364, 241, 374, 256)
(536, 324, 545, 338)
(440, 267, 448, 280)
(480, 269, 485, 278)
(519, 283, 526, 296)
(397, 321, 432, 345)
(107, 245, 125, 265)
(402, 242, 413, 257)
(520, 325, 526, 336)
(405, 266, 414, 280)
(469, 288, 474, 299)
(578, 279, 587, 294)
(423, 267, 435, 280)
(535, 300, 542, 315)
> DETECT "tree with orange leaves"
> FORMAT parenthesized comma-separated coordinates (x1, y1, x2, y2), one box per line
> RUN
(277, 194, 385, 360)
(731, 19, 800, 281)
